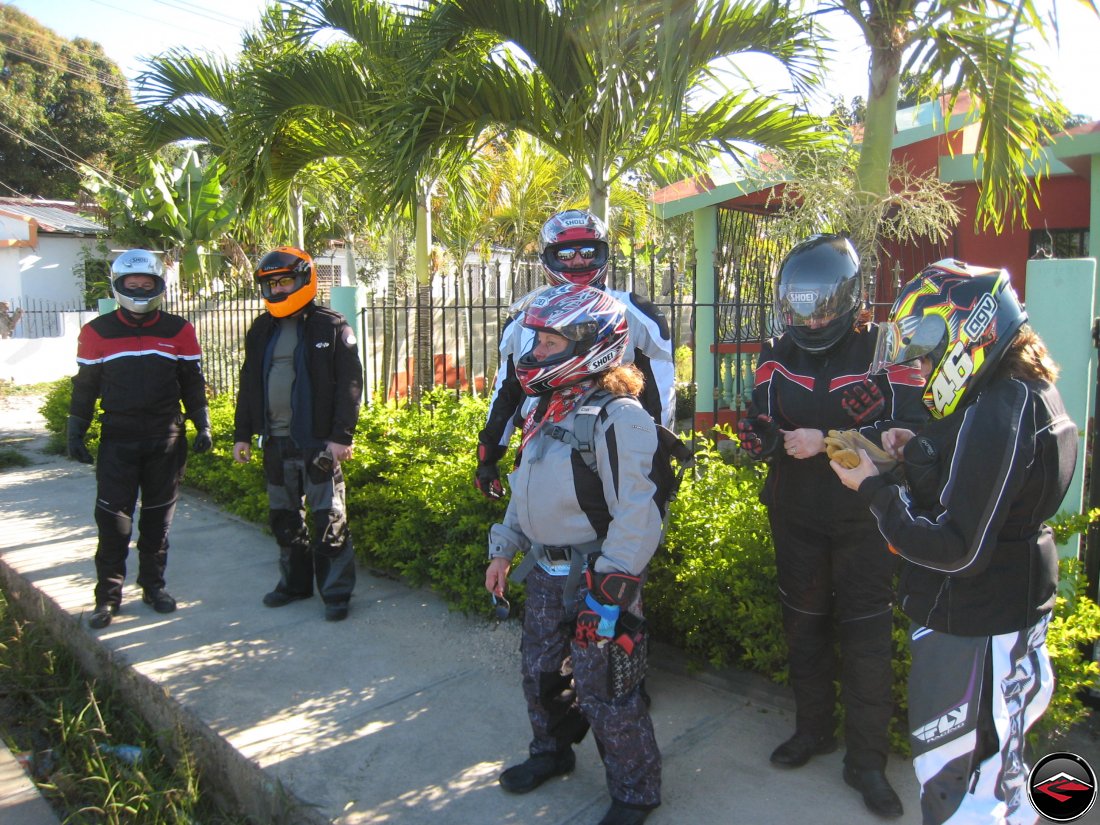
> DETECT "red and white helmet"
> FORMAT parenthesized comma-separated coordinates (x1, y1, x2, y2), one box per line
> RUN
(515, 284, 628, 396)
(538, 209, 611, 287)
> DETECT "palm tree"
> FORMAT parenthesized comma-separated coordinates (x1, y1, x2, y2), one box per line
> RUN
(823, 0, 1098, 234)
(383, 0, 830, 224)
(483, 133, 579, 286)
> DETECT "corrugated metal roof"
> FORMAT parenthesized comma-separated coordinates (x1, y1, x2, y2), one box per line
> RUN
(0, 199, 108, 235)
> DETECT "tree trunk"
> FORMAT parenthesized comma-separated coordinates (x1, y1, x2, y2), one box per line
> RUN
(342, 232, 356, 286)
(853, 18, 905, 286)
(588, 179, 610, 226)
(291, 189, 305, 250)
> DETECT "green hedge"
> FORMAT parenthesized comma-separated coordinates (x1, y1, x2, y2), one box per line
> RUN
(38, 380, 1099, 751)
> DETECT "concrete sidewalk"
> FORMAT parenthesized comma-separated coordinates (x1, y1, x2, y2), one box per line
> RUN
(0, 395, 926, 825)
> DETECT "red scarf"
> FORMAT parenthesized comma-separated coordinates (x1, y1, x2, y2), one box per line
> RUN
(518, 380, 595, 458)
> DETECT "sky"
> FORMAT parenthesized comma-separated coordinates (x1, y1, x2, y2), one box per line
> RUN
(7, 0, 1100, 120)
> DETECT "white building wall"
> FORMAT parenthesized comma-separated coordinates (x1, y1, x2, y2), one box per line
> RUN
(10, 236, 106, 305)
(0, 310, 96, 384)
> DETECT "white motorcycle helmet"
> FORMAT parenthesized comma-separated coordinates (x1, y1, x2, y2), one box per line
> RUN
(110, 249, 166, 315)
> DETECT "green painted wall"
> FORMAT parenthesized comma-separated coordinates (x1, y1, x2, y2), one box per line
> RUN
(1025, 258, 1097, 557)
(692, 206, 717, 419)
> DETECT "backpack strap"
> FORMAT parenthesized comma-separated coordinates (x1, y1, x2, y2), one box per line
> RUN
(546, 388, 621, 474)
(542, 387, 621, 609)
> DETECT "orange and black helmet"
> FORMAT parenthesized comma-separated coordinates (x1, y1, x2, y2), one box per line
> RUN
(254, 246, 317, 317)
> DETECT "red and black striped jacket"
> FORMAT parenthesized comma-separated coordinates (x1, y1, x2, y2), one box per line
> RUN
(71, 310, 207, 439)
(749, 323, 928, 521)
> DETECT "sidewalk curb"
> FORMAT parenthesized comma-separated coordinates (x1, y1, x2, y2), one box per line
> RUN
(0, 738, 61, 825)
(0, 556, 330, 825)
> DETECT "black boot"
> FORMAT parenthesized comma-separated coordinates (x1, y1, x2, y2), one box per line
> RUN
(142, 588, 176, 614)
(597, 800, 656, 825)
(769, 731, 837, 767)
(88, 603, 118, 630)
(498, 749, 575, 794)
(262, 589, 311, 607)
(843, 766, 904, 819)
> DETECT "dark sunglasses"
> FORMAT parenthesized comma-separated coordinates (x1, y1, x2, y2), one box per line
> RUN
(555, 246, 598, 262)
(491, 593, 510, 620)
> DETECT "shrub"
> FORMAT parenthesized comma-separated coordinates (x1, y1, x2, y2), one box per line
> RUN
(41, 378, 102, 456)
(648, 434, 783, 676)
(0, 445, 30, 469)
(34, 385, 1100, 748)
(1038, 559, 1100, 746)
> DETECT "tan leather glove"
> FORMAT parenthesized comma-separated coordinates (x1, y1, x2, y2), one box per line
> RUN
(824, 429, 898, 473)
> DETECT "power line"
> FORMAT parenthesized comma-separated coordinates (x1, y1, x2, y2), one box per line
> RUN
(86, 0, 240, 43)
(0, 39, 130, 92)
(0, 15, 131, 92)
(0, 96, 120, 184)
(0, 14, 131, 78)
(149, 0, 253, 28)
(0, 108, 118, 187)
(0, 178, 27, 197)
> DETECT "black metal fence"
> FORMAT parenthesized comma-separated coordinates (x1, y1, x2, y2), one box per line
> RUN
(356, 255, 694, 406)
(0, 296, 86, 339)
(5, 227, 948, 414)
(160, 286, 267, 397)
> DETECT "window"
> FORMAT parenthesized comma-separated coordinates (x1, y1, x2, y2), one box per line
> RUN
(1029, 228, 1089, 259)
(316, 264, 342, 289)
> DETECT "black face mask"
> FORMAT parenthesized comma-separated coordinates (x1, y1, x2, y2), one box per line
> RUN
(119, 306, 156, 326)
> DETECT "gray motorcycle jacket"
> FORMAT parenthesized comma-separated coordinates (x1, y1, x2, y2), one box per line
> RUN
(488, 392, 665, 576)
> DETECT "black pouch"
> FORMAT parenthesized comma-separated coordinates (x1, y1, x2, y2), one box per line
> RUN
(903, 435, 942, 510)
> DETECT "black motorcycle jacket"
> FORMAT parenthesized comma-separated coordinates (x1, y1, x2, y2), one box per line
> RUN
(71, 309, 207, 439)
(858, 377, 1077, 636)
(233, 303, 363, 449)
(749, 324, 927, 520)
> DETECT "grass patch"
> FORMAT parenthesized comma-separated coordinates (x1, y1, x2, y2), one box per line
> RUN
(0, 586, 251, 824)
(0, 445, 31, 469)
(0, 380, 55, 399)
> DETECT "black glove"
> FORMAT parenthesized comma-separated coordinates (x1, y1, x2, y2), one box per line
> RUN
(587, 569, 642, 608)
(474, 442, 507, 499)
(903, 434, 941, 510)
(66, 415, 94, 464)
(841, 379, 886, 425)
(736, 414, 780, 459)
(190, 407, 212, 454)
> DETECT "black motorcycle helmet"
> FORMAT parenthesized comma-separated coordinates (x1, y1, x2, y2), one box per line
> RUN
(774, 234, 862, 353)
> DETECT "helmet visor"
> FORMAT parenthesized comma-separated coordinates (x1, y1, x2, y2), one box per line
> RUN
(543, 241, 609, 275)
(114, 275, 164, 299)
(258, 273, 310, 301)
(775, 276, 860, 331)
(255, 249, 307, 277)
(870, 314, 948, 374)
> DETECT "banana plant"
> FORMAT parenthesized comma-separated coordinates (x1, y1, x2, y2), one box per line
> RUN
(83, 150, 238, 288)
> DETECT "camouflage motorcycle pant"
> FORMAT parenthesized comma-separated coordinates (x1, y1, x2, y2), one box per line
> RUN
(520, 565, 661, 807)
